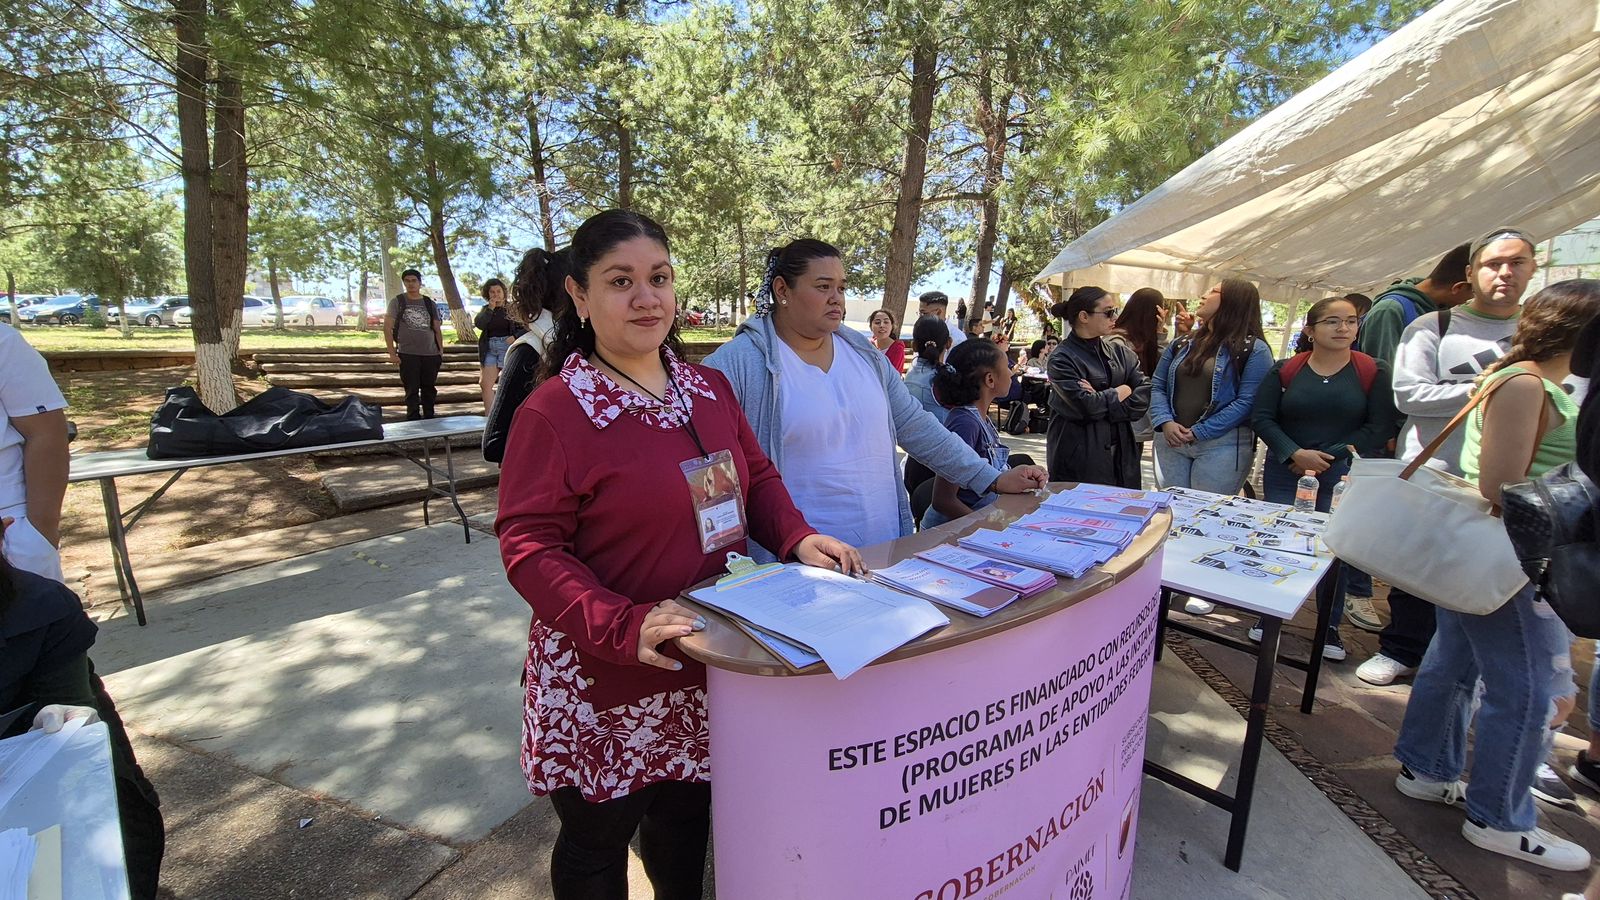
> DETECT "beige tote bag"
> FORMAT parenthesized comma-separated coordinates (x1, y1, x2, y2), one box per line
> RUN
(1323, 374, 1547, 615)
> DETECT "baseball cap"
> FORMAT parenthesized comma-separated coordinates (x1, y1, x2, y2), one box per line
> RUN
(1468, 227, 1537, 264)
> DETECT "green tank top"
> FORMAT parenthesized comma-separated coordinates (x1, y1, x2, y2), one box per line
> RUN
(1460, 366, 1578, 482)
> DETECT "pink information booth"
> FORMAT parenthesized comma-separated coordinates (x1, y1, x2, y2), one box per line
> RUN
(679, 492, 1168, 900)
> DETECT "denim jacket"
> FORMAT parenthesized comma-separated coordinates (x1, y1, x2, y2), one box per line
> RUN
(1150, 337, 1274, 442)
(903, 357, 948, 425)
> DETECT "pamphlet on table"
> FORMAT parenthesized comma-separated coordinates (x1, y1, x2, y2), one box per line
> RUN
(914, 545, 1056, 596)
(1011, 509, 1138, 549)
(871, 558, 1022, 617)
(687, 564, 949, 679)
(957, 527, 1110, 577)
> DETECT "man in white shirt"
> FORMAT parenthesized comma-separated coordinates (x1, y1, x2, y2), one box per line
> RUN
(918, 291, 966, 348)
(0, 323, 70, 581)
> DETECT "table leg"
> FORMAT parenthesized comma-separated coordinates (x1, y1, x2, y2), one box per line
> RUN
(1154, 587, 1170, 662)
(99, 478, 146, 626)
(1301, 559, 1342, 714)
(420, 442, 434, 527)
(443, 438, 470, 544)
(1225, 614, 1280, 871)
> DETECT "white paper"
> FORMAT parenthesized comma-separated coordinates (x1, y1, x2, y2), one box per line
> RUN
(0, 828, 35, 900)
(689, 565, 949, 679)
(0, 718, 85, 813)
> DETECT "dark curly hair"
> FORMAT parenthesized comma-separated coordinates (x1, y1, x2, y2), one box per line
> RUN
(931, 338, 1007, 408)
(509, 247, 571, 328)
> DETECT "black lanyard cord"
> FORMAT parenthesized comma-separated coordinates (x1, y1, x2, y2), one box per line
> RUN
(590, 351, 711, 459)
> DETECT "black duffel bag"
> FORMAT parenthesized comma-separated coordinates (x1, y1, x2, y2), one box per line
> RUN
(1501, 462, 1600, 637)
(147, 385, 384, 459)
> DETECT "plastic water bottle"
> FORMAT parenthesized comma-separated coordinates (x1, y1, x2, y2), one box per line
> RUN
(1331, 476, 1350, 512)
(1294, 471, 1319, 511)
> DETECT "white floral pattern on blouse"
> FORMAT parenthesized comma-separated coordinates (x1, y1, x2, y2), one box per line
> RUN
(559, 349, 717, 430)
(522, 622, 709, 801)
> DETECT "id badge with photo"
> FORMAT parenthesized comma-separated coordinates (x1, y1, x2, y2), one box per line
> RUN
(680, 449, 748, 554)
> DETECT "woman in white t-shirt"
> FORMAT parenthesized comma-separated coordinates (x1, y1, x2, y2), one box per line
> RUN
(482, 246, 570, 463)
(705, 240, 1045, 553)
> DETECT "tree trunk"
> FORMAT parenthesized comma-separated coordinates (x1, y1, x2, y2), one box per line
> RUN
(356, 228, 370, 331)
(380, 219, 401, 301)
(425, 159, 474, 342)
(994, 262, 1012, 318)
(970, 53, 1007, 321)
(528, 109, 558, 249)
(616, 113, 634, 210)
(735, 216, 748, 319)
(267, 255, 284, 327)
(884, 37, 938, 329)
(172, 0, 236, 411)
(6, 271, 17, 330)
(211, 53, 247, 366)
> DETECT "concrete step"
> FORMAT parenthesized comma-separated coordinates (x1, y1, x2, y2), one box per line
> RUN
(252, 349, 476, 365)
(258, 360, 479, 374)
(267, 371, 483, 389)
(318, 454, 500, 512)
(307, 386, 485, 407)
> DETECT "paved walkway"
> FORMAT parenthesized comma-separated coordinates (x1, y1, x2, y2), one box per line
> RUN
(90, 517, 1433, 899)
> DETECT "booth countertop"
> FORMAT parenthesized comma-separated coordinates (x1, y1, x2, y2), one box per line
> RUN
(676, 486, 1170, 677)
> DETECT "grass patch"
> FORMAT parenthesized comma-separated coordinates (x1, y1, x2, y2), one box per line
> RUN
(18, 323, 738, 353)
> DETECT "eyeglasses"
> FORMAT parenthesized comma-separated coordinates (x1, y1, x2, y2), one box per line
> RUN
(1313, 317, 1361, 329)
(1095, 308, 1120, 319)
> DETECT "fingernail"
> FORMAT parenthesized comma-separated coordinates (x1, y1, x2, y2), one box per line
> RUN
(693, 617, 707, 631)
(673, 661, 683, 671)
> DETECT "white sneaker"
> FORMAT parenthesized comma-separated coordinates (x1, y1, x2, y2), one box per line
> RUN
(1395, 765, 1466, 805)
(1184, 597, 1216, 616)
(1461, 818, 1591, 871)
(1356, 653, 1416, 686)
(1345, 596, 1384, 632)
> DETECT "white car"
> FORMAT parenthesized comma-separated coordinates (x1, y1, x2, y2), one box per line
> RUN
(278, 295, 345, 326)
(241, 296, 279, 327)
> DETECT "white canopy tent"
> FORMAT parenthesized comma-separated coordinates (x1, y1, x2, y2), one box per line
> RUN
(1033, 0, 1600, 303)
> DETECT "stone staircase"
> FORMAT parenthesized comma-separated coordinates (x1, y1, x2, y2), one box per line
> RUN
(254, 346, 485, 421)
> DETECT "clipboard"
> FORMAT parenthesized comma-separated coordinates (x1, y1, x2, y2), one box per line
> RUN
(678, 554, 826, 674)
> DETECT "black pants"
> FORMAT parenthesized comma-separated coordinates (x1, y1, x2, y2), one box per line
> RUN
(548, 781, 710, 900)
(1377, 586, 1437, 668)
(90, 666, 165, 900)
(399, 353, 442, 420)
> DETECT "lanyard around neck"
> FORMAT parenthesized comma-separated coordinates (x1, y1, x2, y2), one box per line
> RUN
(591, 351, 711, 459)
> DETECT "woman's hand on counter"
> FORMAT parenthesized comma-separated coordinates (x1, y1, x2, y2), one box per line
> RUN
(638, 598, 705, 671)
(993, 465, 1048, 494)
(794, 533, 866, 577)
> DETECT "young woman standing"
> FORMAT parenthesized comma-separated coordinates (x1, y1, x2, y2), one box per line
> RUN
(474, 277, 526, 411)
(869, 308, 905, 372)
(1149, 278, 1274, 615)
(1247, 296, 1400, 659)
(1391, 282, 1599, 873)
(1046, 286, 1151, 488)
(496, 211, 862, 898)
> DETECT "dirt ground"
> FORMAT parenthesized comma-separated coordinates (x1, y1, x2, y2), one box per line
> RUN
(57, 366, 340, 610)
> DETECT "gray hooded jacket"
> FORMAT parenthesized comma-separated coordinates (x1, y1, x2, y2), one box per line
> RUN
(703, 316, 1001, 558)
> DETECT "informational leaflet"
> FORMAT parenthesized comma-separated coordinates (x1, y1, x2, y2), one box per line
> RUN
(1039, 492, 1159, 524)
(914, 545, 1056, 596)
(0, 716, 85, 812)
(1011, 510, 1137, 549)
(1054, 483, 1173, 507)
(688, 565, 950, 679)
(1193, 549, 1296, 584)
(871, 558, 1021, 617)
(958, 527, 1110, 577)
(1244, 529, 1319, 556)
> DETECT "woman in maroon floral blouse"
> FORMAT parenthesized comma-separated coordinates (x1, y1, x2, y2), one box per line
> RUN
(496, 209, 861, 899)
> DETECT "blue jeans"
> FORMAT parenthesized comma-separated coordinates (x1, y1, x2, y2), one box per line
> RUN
(1261, 458, 1349, 639)
(483, 335, 512, 368)
(1393, 583, 1570, 831)
(1153, 426, 1255, 496)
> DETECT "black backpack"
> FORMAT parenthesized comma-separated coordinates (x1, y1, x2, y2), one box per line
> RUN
(1501, 463, 1600, 636)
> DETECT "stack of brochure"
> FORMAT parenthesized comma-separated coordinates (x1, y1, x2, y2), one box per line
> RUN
(958, 527, 1110, 578)
(1011, 509, 1139, 551)
(871, 558, 1022, 617)
(687, 564, 950, 679)
(1042, 486, 1166, 525)
(915, 544, 1057, 596)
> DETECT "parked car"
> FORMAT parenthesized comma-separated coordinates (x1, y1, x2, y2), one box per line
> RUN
(278, 295, 345, 326)
(107, 297, 169, 327)
(241, 295, 279, 327)
(18, 295, 100, 325)
(154, 296, 190, 326)
(0, 295, 50, 324)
